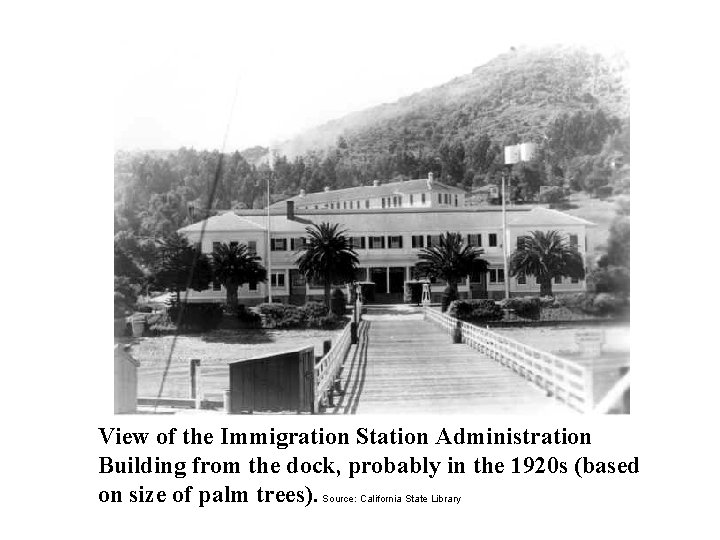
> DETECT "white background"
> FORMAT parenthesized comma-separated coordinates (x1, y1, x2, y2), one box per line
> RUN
(2, 1, 719, 538)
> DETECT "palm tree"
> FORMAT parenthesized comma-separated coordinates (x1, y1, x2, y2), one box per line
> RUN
(296, 223, 359, 309)
(211, 242, 267, 310)
(415, 232, 488, 311)
(508, 230, 585, 297)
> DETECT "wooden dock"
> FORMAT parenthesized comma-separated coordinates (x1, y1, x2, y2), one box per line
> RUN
(328, 309, 567, 414)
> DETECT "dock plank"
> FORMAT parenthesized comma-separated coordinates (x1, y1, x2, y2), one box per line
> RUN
(328, 310, 567, 414)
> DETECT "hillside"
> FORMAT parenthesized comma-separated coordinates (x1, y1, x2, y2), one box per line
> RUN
(278, 44, 629, 159)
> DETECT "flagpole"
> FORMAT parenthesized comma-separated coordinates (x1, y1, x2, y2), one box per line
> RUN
(267, 153, 273, 303)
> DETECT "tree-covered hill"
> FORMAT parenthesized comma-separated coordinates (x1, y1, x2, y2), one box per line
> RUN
(279, 44, 628, 158)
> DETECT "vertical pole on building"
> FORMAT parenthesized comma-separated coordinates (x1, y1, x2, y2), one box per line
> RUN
(502, 169, 510, 300)
(267, 153, 273, 302)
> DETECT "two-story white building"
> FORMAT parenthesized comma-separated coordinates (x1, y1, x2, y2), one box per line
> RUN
(178, 199, 594, 304)
(271, 172, 466, 211)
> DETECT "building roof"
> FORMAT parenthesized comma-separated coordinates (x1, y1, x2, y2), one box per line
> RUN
(180, 207, 593, 235)
(178, 211, 267, 233)
(270, 177, 465, 208)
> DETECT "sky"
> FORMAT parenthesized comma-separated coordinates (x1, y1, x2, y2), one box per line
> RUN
(114, 0, 631, 153)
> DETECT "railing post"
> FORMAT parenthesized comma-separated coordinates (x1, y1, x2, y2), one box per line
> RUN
(190, 359, 201, 409)
(619, 366, 630, 413)
(223, 389, 231, 413)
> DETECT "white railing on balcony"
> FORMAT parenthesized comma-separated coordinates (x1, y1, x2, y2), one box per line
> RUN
(424, 307, 594, 413)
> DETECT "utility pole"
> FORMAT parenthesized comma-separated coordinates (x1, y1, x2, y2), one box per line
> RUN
(503, 142, 537, 300)
(266, 153, 273, 302)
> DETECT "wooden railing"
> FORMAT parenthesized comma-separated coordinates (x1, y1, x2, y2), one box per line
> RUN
(424, 307, 594, 413)
(314, 320, 352, 410)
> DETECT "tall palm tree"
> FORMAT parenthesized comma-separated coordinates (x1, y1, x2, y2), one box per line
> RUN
(211, 242, 267, 310)
(296, 223, 359, 309)
(508, 230, 585, 296)
(415, 232, 488, 311)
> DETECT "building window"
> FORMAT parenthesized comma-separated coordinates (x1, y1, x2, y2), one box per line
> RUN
(421, 193, 426, 204)
(517, 236, 525, 249)
(397, 196, 402, 207)
(454, 194, 458, 207)
(388, 235, 403, 249)
(271, 272, 285, 288)
(365, 199, 370, 208)
(247, 240, 257, 255)
(489, 233, 498, 247)
(314, 205, 318, 209)
(350, 236, 366, 250)
(438, 193, 442, 204)
(426, 235, 441, 248)
(489, 269, 505, 283)
(290, 237, 306, 251)
(381, 198, 386, 208)
(369, 236, 385, 249)
(213, 280, 222, 291)
(517, 273, 526, 285)
(444, 193, 450, 204)
(554, 275, 562, 284)
(411, 235, 424, 248)
(571, 277, 579, 284)
(569, 234, 578, 249)
(248, 281, 257, 291)
(271, 238, 287, 251)
(410, 194, 414, 205)
(467, 234, 481, 247)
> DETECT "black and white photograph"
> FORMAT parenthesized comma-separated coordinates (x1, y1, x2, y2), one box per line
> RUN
(7, 1, 720, 539)
(114, 3, 631, 416)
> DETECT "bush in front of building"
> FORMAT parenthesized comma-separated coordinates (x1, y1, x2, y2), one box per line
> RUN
(591, 293, 628, 317)
(447, 299, 503, 322)
(168, 302, 224, 332)
(557, 292, 627, 317)
(302, 301, 328, 319)
(502, 296, 542, 319)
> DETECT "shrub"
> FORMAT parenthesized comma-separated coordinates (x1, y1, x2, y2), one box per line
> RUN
(539, 295, 559, 308)
(302, 301, 328, 319)
(556, 293, 595, 314)
(557, 292, 627, 317)
(503, 296, 541, 319)
(276, 304, 305, 328)
(592, 293, 627, 316)
(330, 288, 347, 316)
(168, 302, 224, 331)
(448, 299, 502, 322)
(588, 265, 630, 296)
(235, 305, 261, 327)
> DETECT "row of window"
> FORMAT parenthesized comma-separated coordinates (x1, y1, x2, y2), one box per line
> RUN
(300, 191, 461, 211)
(347, 234, 499, 250)
(208, 233, 579, 255)
(210, 240, 257, 255)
